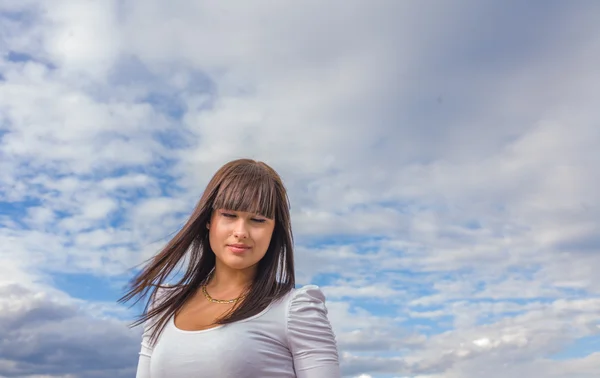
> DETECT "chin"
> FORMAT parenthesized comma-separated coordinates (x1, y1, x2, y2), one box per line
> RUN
(219, 256, 259, 271)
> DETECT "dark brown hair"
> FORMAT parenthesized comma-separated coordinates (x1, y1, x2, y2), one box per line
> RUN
(118, 158, 295, 346)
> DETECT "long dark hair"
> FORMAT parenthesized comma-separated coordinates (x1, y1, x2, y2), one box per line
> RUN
(118, 159, 295, 346)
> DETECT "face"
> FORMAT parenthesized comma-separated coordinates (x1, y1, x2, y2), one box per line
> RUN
(207, 208, 275, 273)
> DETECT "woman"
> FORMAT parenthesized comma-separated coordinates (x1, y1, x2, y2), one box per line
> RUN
(119, 158, 341, 377)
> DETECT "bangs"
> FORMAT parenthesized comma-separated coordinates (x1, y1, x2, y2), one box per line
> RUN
(212, 168, 278, 219)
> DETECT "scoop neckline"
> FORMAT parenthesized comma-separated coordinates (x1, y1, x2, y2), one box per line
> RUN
(170, 297, 280, 334)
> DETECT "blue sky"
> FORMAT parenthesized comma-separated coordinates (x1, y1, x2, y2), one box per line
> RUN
(1, 1, 600, 377)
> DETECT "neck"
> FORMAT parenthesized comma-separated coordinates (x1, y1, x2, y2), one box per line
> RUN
(208, 262, 256, 291)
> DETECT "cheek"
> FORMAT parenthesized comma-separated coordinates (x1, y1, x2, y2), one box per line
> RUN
(210, 221, 230, 238)
(208, 222, 228, 249)
(256, 227, 275, 249)
(257, 231, 270, 247)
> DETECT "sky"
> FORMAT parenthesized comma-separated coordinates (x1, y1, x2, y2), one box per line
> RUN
(1, 0, 600, 377)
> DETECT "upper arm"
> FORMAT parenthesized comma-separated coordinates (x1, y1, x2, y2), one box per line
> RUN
(286, 285, 341, 377)
(135, 285, 171, 378)
(135, 314, 154, 377)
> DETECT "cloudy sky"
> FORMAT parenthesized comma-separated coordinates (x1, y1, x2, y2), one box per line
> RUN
(1, 1, 600, 377)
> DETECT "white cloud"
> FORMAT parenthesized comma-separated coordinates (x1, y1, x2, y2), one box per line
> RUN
(1, 1, 600, 377)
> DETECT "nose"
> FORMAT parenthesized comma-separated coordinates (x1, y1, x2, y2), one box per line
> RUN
(232, 219, 249, 239)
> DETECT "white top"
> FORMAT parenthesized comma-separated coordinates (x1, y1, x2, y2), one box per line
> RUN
(135, 285, 341, 378)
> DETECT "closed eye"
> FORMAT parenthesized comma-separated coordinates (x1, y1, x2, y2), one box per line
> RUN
(221, 212, 266, 223)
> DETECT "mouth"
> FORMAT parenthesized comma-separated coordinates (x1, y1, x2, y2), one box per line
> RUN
(227, 244, 252, 253)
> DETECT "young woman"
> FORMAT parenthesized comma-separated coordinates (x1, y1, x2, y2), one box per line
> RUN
(119, 159, 341, 377)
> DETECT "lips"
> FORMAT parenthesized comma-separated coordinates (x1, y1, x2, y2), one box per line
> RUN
(227, 244, 251, 253)
(229, 243, 250, 248)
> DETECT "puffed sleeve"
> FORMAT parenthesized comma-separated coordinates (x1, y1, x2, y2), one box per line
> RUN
(286, 285, 341, 377)
(135, 286, 169, 378)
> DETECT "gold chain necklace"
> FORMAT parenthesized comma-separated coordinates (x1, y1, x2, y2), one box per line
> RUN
(201, 283, 243, 304)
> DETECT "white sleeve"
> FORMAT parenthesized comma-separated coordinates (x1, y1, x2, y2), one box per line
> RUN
(135, 286, 169, 378)
(134, 320, 153, 378)
(286, 285, 341, 378)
